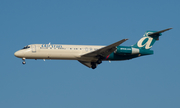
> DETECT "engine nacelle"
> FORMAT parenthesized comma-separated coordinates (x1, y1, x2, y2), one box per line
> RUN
(114, 46, 139, 55)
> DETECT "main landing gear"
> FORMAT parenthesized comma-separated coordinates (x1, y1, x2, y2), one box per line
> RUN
(96, 59, 102, 64)
(91, 59, 102, 69)
(91, 62, 97, 69)
(22, 58, 26, 65)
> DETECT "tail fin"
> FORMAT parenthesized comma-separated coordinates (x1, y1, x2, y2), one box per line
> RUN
(132, 28, 172, 50)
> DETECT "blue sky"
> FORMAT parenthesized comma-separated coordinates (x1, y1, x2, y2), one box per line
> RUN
(1, 0, 180, 108)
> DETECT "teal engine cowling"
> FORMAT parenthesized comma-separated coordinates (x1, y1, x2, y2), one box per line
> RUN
(114, 46, 139, 55)
(114, 46, 154, 55)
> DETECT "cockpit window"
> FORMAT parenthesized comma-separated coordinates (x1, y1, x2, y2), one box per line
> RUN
(22, 45, 30, 49)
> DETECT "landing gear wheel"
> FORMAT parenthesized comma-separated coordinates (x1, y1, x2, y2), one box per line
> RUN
(91, 62, 97, 69)
(92, 65, 96, 69)
(22, 58, 26, 65)
(22, 61, 26, 64)
(96, 59, 102, 64)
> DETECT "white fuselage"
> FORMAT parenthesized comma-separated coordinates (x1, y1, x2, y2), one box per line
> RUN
(14, 28, 171, 69)
(14, 44, 105, 61)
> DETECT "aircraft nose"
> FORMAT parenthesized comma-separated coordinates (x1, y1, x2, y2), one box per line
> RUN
(14, 50, 24, 57)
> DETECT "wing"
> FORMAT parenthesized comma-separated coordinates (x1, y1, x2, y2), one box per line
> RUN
(78, 39, 128, 69)
(78, 60, 92, 68)
(81, 39, 128, 58)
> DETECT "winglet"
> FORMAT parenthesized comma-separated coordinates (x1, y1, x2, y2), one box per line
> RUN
(148, 28, 172, 37)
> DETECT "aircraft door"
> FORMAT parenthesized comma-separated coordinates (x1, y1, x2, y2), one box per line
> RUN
(31, 45, 36, 53)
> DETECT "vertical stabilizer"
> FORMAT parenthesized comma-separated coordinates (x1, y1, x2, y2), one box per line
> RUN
(132, 28, 172, 50)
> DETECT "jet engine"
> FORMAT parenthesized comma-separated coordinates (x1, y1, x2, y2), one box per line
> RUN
(114, 46, 139, 55)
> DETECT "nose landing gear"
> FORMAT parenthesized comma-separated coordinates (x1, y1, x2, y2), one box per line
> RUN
(22, 58, 26, 65)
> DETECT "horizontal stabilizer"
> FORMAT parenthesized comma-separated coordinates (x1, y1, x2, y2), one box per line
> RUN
(148, 28, 172, 37)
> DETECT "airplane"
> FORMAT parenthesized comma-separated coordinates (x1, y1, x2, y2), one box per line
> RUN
(14, 28, 172, 69)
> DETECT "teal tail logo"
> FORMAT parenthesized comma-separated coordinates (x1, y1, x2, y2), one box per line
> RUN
(132, 28, 172, 50)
